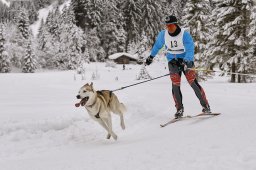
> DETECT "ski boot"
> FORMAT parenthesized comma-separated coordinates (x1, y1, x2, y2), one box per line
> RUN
(202, 105, 211, 113)
(174, 107, 184, 119)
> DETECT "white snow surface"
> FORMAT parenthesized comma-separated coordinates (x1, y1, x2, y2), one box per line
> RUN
(0, 62, 256, 170)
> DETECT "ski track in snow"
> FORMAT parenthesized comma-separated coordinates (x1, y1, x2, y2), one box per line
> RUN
(0, 62, 256, 170)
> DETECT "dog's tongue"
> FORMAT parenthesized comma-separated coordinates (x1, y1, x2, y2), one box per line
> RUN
(75, 97, 88, 107)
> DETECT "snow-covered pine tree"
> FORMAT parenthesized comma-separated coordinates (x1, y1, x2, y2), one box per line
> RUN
(56, 5, 85, 70)
(137, 31, 148, 64)
(170, 0, 183, 19)
(247, 4, 256, 79)
(78, 0, 106, 61)
(33, 0, 52, 10)
(0, 1, 9, 23)
(101, 21, 119, 56)
(70, 0, 87, 29)
(37, 18, 59, 68)
(45, 7, 61, 41)
(99, 0, 120, 57)
(120, 0, 142, 51)
(209, 0, 254, 83)
(181, 0, 212, 80)
(37, 6, 69, 69)
(87, 28, 105, 62)
(116, 26, 127, 52)
(61, 5, 76, 26)
(204, 1, 225, 73)
(22, 38, 37, 73)
(136, 64, 152, 80)
(98, 0, 127, 59)
(162, 0, 187, 19)
(52, 7, 61, 40)
(45, 9, 54, 30)
(140, 0, 163, 46)
(0, 51, 10, 73)
(2, 22, 23, 68)
(12, 8, 31, 70)
(82, 0, 104, 30)
(8, 0, 37, 24)
(0, 24, 11, 73)
(37, 19, 47, 51)
(248, 5, 256, 56)
(127, 41, 139, 55)
(17, 8, 30, 40)
(83, 47, 90, 63)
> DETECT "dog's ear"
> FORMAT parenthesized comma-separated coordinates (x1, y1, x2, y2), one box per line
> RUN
(90, 82, 94, 91)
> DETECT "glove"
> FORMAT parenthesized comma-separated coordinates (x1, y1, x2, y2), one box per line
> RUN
(145, 56, 154, 65)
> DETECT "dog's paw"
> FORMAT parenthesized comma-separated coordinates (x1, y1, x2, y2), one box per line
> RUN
(106, 134, 111, 139)
(112, 134, 118, 140)
(75, 103, 80, 107)
(121, 124, 125, 130)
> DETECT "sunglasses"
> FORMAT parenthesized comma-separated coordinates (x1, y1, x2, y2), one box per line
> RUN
(166, 24, 176, 29)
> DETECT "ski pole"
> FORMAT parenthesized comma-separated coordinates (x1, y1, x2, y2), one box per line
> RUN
(112, 73, 170, 92)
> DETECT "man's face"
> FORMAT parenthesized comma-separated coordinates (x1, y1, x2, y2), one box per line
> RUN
(166, 24, 177, 33)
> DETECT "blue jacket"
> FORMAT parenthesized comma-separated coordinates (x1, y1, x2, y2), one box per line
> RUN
(150, 30, 194, 62)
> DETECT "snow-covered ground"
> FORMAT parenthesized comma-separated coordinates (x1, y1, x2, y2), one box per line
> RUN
(0, 62, 256, 170)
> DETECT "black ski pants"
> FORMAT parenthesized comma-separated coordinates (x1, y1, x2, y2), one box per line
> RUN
(168, 58, 209, 110)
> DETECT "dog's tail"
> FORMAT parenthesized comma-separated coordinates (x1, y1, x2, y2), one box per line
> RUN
(119, 103, 127, 113)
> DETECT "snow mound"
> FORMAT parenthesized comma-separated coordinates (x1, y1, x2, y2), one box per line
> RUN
(0, 115, 105, 159)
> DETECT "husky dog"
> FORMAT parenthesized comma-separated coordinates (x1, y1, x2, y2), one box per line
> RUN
(76, 83, 126, 140)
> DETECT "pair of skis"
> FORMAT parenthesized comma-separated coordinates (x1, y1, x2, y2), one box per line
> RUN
(160, 113, 221, 128)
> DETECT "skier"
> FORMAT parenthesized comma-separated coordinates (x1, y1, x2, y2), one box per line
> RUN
(145, 15, 211, 119)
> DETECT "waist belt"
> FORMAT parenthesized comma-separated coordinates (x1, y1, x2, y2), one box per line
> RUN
(167, 49, 185, 52)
